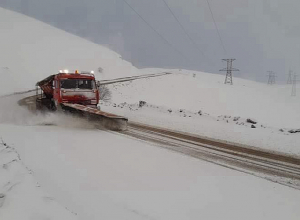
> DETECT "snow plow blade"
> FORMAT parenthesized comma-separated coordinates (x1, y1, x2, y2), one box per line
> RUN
(62, 103, 128, 131)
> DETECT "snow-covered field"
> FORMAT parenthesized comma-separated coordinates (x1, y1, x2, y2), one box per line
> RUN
(1, 7, 300, 220)
(102, 69, 300, 156)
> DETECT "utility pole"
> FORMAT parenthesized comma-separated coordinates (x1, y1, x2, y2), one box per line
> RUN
(220, 59, 239, 85)
(291, 74, 297, 96)
(287, 69, 293, 84)
(267, 71, 276, 85)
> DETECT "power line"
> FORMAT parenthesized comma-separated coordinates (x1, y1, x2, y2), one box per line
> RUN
(205, 0, 227, 55)
(161, 0, 213, 65)
(122, 0, 188, 61)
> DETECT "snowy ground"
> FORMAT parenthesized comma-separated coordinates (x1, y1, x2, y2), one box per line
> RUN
(0, 94, 299, 219)
(1, 6, 300, 219)
(101, 70, 300, 156)
(1, 121, 300, 220)
(0, 130, 77, 220)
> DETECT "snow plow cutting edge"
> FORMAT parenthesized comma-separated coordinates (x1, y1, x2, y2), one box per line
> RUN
(61, 103, 128, 131)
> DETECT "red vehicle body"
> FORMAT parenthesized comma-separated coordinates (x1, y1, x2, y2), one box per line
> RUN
(36, 71, 99, 110)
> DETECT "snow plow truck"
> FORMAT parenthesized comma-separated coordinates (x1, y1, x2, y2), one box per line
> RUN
(35, 70, 128, 131)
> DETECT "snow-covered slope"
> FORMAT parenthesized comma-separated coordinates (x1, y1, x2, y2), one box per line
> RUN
(103, 69, 300, 155)
(109, 69, 300, 128)
(0, 7, 139, 96)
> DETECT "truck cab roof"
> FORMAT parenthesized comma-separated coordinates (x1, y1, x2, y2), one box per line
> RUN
(36, 72, 96, 98)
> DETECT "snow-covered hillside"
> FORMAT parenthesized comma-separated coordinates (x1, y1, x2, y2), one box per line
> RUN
(109, 69, 300, 128)
(102, 69, 300, 155)
(0, 7, 139, 96)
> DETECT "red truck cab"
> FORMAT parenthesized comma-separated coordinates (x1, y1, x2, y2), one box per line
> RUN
(36, 71, 99, 110)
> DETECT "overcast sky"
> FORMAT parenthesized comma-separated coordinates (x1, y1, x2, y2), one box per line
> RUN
(1, 0, 300, 82)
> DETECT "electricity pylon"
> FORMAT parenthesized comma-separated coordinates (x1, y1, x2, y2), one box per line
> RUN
(267, 71, 276, 85)
(291, 74, 297, 96)
(287, 69, 293, 84)
(220, 59, 239, 85)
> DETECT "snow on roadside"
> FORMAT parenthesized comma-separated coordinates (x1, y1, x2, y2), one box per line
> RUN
(101, 100, 300, 156)
(109, 69, 300, 129)
(0, 138, 77, 220)
(101, 70, 300, 156)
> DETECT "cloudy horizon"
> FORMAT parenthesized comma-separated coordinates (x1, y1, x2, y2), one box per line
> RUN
(1, 0, 299, 83)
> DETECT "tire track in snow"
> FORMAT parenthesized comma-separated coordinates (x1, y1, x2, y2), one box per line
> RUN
(117, 122, 300, 189)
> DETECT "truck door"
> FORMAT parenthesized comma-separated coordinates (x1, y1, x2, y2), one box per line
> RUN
(53, 80, 60, 103)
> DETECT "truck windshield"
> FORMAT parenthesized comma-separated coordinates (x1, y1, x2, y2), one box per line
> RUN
(60, 79, 95, 89)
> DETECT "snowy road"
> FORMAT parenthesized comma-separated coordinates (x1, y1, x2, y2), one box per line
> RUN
(2, 88, 299, 219)
(1, 93, 300, 219)
(120, 122, 300, 189)
(1, 124, 300, 220)
(17, 93, 300, 189)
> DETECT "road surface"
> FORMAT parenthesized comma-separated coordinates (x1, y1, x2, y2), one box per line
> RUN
(119, 122, 300, 189)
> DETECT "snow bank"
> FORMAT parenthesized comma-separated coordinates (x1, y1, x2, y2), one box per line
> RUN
(0, 7, 139, 96)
